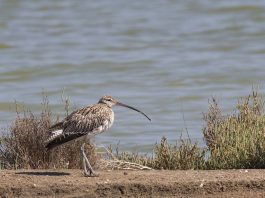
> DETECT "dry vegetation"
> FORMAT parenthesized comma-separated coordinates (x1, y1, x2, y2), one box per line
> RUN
(0, 96, 96, 170)
(1, 91, 265, 170)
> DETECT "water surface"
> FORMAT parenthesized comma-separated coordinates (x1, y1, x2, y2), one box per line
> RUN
(1, 0, 265, 151)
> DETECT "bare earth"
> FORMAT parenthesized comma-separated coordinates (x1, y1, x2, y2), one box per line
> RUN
(0, 169, 265, 197)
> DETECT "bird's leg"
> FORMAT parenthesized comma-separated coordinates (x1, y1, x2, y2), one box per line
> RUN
(80, 142, 99, 177)
(82, 155, 89, 176)
(81, 143, 94, 176)
(81, 143, 90, 176)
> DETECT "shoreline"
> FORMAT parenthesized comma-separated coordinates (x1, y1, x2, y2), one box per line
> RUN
(1, 169, 265, 197)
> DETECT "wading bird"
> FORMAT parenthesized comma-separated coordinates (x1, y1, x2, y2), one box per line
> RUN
(45, 95, 151, 177)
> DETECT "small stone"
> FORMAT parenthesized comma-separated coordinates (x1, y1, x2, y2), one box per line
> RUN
(124, 172, 128, 175)
(199, 179, 205, 188)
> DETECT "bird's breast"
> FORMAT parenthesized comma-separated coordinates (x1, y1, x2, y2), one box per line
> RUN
(103, 110, 114, 131)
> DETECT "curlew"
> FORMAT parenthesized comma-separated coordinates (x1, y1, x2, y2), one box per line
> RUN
(45, 95, 151, 177)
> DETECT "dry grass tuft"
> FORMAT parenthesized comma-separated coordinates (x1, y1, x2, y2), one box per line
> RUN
(98, 146, 153, 170)
(0, 95, 97, 169)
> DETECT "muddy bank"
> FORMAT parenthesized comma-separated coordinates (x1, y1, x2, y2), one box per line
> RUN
(0, 169, 265, 197)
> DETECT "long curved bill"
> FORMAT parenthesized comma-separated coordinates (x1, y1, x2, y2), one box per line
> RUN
(116, 102, 151, 121)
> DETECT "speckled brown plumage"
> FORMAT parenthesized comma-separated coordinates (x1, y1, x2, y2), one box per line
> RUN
(45, 103, 114, 150)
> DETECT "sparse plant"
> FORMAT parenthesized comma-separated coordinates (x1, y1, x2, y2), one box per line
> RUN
(152, 137, 206, 170)
(102, 137, 206, 170)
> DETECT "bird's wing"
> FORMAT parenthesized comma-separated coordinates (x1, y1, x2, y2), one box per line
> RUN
(45, 104, 112, 150)
(62, 104, 111, 135)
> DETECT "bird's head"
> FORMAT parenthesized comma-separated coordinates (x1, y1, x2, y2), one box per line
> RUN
(98, 95, 117, 107)
(98, 95, 151, 121)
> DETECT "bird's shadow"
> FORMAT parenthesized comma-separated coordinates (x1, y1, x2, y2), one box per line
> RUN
(16, 171, 70, 176)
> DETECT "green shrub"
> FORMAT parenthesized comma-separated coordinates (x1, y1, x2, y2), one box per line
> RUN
(204, 91, 265, 169)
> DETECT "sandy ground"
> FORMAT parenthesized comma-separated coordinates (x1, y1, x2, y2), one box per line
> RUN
(0, 169, 265, 197)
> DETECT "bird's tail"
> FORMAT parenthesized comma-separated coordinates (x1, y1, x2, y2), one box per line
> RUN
(45, 122, 84, 150)
(45, 121, 64, 150)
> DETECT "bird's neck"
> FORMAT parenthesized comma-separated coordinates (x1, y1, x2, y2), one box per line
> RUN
(98, 102, 112, 108)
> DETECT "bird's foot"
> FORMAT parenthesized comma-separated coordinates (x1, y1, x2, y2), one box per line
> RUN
(84, 170, 100, 177)
(81, 142, 100, 177)
(90, 171, 100, 177)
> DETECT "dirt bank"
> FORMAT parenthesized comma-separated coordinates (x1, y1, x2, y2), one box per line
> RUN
(0, 169, 265, 197)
